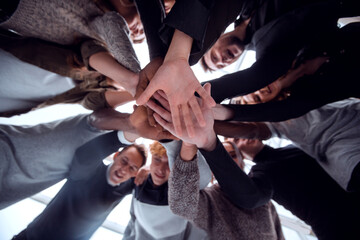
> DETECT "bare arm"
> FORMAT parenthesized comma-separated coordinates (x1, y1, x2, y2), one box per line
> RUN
(214, 121, 271, 140)
(89, 52, 139, 97)
(88, 107, 176, 141)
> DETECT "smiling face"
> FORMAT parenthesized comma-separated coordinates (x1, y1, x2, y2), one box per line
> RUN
(150, 154, 170, 186)
(108, 146, 144, 185)
(241, 80, 282, 104)
(203, 33, 245, 71)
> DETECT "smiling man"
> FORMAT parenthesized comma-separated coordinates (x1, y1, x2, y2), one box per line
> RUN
(202, 20, 248, 71)
(12, 131, 147, 240)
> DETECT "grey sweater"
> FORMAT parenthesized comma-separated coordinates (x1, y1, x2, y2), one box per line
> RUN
(0, 114, 106, 210)
(0, 0, 140, 72)
(169, 156, 284, 240)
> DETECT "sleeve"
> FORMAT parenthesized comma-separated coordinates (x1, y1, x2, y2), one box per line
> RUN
(134, 0, 168, 60)
(89, 11, 141, 73)
(161, 140, 212, 189)
(69, 131, 128, 180)
(203, 52, 294, 103)
(159, 0, 214, 55)
(223, 95, 322, 122)
(168, 155, 214, 231)
(80, 39, 108, 70)
(203, 2, 339, 103)
(199, 137, 273, 209)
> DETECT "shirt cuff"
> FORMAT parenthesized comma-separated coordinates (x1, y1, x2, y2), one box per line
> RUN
(117, 131, 134, 145)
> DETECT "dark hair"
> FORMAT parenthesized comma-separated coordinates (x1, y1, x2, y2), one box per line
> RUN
(118, 144, 147, 167)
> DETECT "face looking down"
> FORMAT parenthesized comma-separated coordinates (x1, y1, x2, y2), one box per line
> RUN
(150, 153, 170, 187)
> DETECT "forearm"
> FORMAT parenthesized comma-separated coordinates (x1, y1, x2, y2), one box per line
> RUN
(168, 155, 211, 229)
(214, 121, 271, 140)
(134, 0, 167, 59)
(89, 52, 138, 95)
(69, 131, 125, 179)
(161, 0, 214, 56)
(164, 29, 193, 62)
(180, 142, 197, 161)
(88, 108, 134, 131)
(104, 90, 134, 108)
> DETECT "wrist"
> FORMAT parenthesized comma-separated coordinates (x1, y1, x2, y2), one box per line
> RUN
(164, 30, 192, 63)
(197, 131, 217, 151)
(123, 131, 138, 142)
(180, 142, 197, 161)
(121, 72, 139, 97)
(212, 104, 234, 121)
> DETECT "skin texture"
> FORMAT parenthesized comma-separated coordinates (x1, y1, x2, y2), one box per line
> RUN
(150, 154, 170, 186)
(108, 146, 144, 185)
(150, 83, 218, 151)
(137, 30, 216, 138)
(164, 0, 176, 14)
(89, 52, 139, 97)
(203, 33, 244, 71)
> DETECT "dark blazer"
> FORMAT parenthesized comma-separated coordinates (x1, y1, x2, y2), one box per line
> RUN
(21, 132, 134, 240)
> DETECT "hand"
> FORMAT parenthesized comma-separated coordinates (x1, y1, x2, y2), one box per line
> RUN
(134, 165, 150, 185)
(135, 57, 163, 99)
(135, 57, 164, 128)
(212, 104, 234, 121)
(129, 105, 177, 141)
(149, 83, 217, 151)
(136, 58, 216, 137)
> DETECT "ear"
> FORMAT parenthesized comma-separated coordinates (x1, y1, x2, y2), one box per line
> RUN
(113, 151, 120, 160)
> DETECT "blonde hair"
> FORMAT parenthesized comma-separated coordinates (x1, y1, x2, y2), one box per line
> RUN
(149, 141, 167, 157)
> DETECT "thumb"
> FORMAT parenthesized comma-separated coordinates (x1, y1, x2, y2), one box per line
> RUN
(203, 83, 211, 95)
(136, 81, 157, 105)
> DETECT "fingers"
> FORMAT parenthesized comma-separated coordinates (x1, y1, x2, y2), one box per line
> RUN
(181, 103, 195, 138)
(157, 90, 168, 100)
(203, 83, 211, 95)
(188, 96, 206, 127)
(153, 113, 175, 134)
(153, 91, 170, 111)
(147, 99, 172, 122)
(146, 106, 157, 127)
(196, 85, 216, 107)
(170, 103, 182, 137)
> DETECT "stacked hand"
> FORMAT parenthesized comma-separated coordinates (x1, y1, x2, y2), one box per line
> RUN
(129, 105, 177, 141)
(137, 58, 216, 138)
(147, 83, 217, 151)
(135, 57, 164, 129)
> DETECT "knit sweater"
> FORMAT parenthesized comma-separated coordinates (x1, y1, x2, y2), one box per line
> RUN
(168, 156, 284, 240)
(0, 0, 140, 72)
